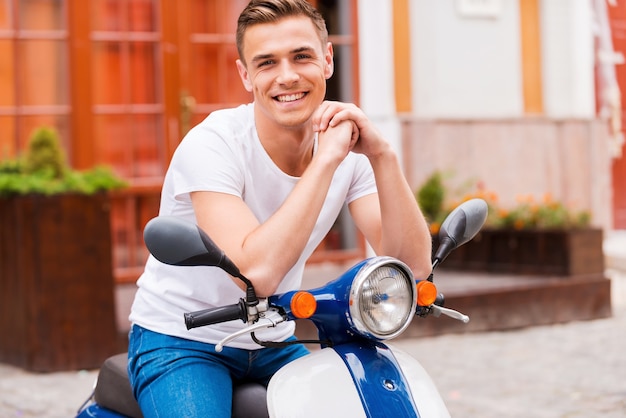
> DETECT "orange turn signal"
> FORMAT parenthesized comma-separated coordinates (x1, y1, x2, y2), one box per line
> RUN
(416, 280, 438, 306)
(290, 291, 317, 319)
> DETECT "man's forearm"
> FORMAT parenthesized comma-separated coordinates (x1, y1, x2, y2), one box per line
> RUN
(369, 149, 432, 278)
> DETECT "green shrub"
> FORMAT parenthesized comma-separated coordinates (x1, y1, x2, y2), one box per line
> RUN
(0, 127, 127, 197)
(415, 170, 591, 232)
(23, 126, 67, 178)
(416, 171, 445, 223)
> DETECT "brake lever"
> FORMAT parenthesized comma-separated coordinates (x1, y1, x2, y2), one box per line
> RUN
(430, 305, 470, 323)
(215, 309, 285, 352)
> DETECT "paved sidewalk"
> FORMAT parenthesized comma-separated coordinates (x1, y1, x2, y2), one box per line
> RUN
(394, 232, 626, 418)
(393, 268, 626, 418)
(1, 234, 625, 417)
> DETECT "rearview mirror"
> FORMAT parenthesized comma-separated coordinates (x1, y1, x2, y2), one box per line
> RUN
(143, 216, 241, 278)
(432, 198, 488, 264)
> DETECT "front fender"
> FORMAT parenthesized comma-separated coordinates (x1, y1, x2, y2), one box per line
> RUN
(387, 344, 450, 418)
(267, 347, 366, 418)
(267, 344, 450, 418)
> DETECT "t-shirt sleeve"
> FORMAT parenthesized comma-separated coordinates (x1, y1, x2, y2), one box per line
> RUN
(346, 153, 377, 204)
(169, 122, 245, 204)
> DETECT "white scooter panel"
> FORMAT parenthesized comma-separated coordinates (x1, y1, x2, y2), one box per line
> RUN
(387, 345, 451, 418)
(266, 345, 450, 418)
(266, 347, 367, 418)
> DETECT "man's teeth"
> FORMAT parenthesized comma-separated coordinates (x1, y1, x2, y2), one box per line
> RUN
(276, 93, 305, 102)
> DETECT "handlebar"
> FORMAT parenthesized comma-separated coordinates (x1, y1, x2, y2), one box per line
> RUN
(184, 300, 247, 330)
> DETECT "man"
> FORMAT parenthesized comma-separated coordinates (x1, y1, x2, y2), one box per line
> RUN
(127, 1, 432, 416)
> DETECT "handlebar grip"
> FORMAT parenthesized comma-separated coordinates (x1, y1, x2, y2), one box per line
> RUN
(184, 300, 246, 330)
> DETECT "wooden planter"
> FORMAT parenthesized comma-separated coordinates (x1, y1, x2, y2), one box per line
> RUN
(436, 228, 604, 276)
(0, 193, 120, 372)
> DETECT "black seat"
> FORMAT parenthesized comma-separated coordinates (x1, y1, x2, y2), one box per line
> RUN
(94, 353, 143, 418)
(93, 353, 269, 418)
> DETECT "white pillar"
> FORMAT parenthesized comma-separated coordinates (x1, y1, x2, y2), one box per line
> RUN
(357, 0, 402, 158)
(541, 0, 595, 118)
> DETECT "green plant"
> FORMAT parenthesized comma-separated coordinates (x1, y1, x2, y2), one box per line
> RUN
(23, 126, 66, 178)
(416, 172, 591, 232)
(416, 171, 445, 224)
(0, 127, 127, 197)
(491, 194, 591, 229)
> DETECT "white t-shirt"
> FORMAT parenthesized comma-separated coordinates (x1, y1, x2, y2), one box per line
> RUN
(129, 103, 377, 349)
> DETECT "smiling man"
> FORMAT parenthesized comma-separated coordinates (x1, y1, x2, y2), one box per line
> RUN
(126, 1, 432, 417)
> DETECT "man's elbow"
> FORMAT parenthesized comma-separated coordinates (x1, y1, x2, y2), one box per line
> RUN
(411, 259, 432, 281)
(411, 241, 433, 280)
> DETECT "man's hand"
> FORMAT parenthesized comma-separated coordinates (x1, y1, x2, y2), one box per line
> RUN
(312, 101, 388, 159)
(315, 118, 358, 164)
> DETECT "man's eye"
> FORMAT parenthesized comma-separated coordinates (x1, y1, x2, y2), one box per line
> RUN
(295, 54, 311, 60)
(258, 60, 274, 67)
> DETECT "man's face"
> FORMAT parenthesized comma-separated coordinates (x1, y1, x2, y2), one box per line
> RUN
(236, 15, 333, 129)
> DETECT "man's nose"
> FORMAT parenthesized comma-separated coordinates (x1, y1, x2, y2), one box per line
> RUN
(276, 60, 299, 85)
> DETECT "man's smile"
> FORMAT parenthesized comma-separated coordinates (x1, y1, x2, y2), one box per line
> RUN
(274, 92, 307, 102)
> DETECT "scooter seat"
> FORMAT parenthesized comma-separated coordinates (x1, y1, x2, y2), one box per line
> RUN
(232, 382, 269, 418)
(94, 353, 143, 418)
(93, 353, 269, 418)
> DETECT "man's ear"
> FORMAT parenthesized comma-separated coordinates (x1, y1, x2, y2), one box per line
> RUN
(324, 42, 334, 80)
(236, 59, 253, 92)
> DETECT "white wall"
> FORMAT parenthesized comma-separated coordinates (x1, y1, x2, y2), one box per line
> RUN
(357, 1, 597, 124)
(357, 0, 402, 156)
(540, 0, 595, 118)
(407, 0, 596, 119)
(409, 0, 524, 118)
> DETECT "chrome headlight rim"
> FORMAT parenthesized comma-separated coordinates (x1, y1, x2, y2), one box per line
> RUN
(348, 256, 416, 340)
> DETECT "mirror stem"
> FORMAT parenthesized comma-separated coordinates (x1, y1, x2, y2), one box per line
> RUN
(236, 274, 259, 306)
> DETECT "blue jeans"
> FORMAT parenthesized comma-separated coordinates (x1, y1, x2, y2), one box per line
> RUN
(127, 324, 309, 418)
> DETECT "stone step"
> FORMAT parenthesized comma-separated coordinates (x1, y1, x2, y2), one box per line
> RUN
(295, 269, 612, 342)
(403, 271, 611, 338)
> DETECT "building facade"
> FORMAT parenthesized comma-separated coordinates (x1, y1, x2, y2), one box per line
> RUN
(1, 0, 624, 284)
(361, 0, 624, 232)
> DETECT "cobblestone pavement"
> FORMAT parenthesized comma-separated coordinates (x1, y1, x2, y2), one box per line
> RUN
(393, 268, 626, 418)
(1, 270, 625, 418)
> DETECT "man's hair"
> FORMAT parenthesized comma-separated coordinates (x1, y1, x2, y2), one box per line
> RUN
(236, 0, 329, 64)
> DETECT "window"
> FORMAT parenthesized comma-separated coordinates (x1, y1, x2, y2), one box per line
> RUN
(91, 0, 164, 178)
(0, 0, 70, 160)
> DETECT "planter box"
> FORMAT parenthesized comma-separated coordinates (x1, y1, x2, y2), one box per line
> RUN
(0, 193, 120, 372)
(436, 228, 604, 276)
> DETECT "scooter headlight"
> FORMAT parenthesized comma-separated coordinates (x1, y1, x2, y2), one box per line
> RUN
(349, 257, 416, 340)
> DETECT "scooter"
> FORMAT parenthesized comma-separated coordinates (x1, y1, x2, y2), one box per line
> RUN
(76, 198, 488, 418)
